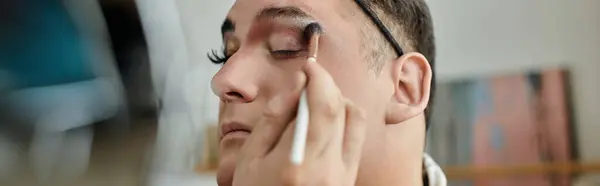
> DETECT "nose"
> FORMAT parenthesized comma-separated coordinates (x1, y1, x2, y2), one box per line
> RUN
(211, 66, 259, 103)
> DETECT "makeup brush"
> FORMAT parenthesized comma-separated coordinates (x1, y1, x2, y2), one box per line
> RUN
(304, 22, 322, 62)
(291, 22, 323, 165)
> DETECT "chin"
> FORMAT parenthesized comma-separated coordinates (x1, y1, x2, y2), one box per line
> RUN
(216, 153, 237, 186)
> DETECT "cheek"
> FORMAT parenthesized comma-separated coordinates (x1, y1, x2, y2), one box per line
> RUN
(259, 62, 306, 98)
(218, 102, 225, 117)
(319, 48, 376, 111)
(324, 58, 387, 128)
(317, 28, 387, 119)
(318, 46, 389, 145)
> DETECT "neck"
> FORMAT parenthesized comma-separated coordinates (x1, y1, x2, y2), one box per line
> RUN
(357, 117, 426, 186)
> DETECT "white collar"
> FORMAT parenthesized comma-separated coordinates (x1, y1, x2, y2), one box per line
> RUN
(423, 153, 448, 186)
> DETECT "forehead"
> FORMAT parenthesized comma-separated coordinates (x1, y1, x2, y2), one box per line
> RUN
(227, 0, 357, 36)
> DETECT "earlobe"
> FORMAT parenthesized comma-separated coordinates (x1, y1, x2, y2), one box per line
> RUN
(384, 52, 432, 125)
(385, 102, 418, 124)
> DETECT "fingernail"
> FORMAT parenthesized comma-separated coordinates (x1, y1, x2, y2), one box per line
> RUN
(307, 57, 317, 63)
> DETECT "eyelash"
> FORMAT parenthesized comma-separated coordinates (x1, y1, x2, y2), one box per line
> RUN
(207, 48, 302, 64)
(207, 48, 229, 64)
(271, 50, 303, 59)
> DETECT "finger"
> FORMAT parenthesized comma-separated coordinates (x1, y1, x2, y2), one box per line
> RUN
(273, 118, 296, 158)
(342, 99, 367, 168)
(302, 59, 346, 157)
(241, 72, 306, 159)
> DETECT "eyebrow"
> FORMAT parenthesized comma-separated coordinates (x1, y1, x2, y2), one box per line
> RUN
(256, 6, 313, 21)
(220, 6, 314, 36)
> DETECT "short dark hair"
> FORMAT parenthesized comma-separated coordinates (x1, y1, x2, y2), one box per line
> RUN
(361, 0, 436, 127)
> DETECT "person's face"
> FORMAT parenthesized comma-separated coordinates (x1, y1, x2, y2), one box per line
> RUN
(211, 0, 395, 185)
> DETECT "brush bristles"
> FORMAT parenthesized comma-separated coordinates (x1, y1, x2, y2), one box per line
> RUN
(303, 22, 323, 40)
(304, 22, 323, 59)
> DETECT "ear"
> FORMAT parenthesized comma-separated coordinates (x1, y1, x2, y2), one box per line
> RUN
(385, 52, 432, 124)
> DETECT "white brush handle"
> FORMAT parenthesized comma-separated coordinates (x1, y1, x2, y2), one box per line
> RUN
(291, 89, 309, 165)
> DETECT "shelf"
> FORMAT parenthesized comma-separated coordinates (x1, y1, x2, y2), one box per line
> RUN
(443, 161, 600, 180)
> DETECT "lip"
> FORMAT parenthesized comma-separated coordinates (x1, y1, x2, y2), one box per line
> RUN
(220, 122, 252, 141)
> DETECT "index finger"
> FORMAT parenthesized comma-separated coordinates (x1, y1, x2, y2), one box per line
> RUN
(302, 58, 344, 116)
(301, 58, 346, 155)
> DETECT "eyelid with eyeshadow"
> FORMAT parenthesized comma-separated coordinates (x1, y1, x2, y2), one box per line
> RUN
(207, 36, 238, 64)
(270, 49, 305, 59)
(268, 30, 305, 50)
(208, 28, 308, 63)
(267, 33, 307, 59)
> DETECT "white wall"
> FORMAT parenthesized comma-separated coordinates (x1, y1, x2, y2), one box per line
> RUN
(175, 0, 234, 124)
(429, 0, 600, 161)
(136, 0, 231, 185)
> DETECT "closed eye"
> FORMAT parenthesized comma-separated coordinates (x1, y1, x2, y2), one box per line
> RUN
(271, 50, 304, 60)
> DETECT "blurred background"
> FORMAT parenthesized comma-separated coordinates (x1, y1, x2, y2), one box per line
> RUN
(0, 0, 598, 186)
